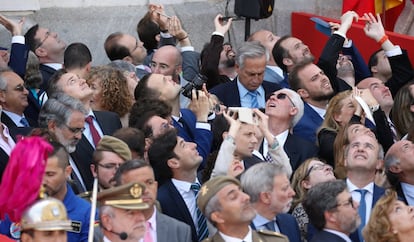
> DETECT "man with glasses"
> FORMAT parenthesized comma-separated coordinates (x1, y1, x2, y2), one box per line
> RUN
(38, 93, 88, 193)
(24, 24, 67, 92)
(90, 135, 132, 190)
(0, 68, 35, 128)
(344, 133, 385, 242)
(264, 88, 318, 172)
(303, 180, 360, 242)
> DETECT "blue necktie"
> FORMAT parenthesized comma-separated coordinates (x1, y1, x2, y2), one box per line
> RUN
(248, 91, 259, 108)
(357, 189, 368, 242)
(190, 183, 209, 241)
(264, 220, 276, 231)
(20, 117, 30, 127)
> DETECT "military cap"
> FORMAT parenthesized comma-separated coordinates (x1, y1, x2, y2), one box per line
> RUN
(197, 176, 241, 214)
(97, 182, 149, 210)
(21, 198, 72, 231)
(96, 135, 132, 161)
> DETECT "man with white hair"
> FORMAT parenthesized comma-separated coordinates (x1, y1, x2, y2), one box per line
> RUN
(263, 88, 318, 171)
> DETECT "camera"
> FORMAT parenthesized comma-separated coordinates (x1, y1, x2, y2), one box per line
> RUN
(181, 73, 207, 99)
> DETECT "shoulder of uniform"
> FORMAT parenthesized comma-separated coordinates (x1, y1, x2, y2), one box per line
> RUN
(257, 229, 289, 239)
(201, 238, 212, 242)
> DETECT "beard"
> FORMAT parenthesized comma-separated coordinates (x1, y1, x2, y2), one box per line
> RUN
(312, 90, 335, 102)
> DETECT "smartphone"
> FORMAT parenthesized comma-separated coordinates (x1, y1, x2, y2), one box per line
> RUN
(228, 107, 257, 125)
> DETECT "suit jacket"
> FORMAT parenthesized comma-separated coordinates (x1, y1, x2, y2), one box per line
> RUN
(348, 184, 385, 242)
(39, 64, 58, 91)
(210, 79, 281, 108)
(70, 111, 122, 191)
(264, 66, 285, 86)
(251, 213, 301, 242)
(156, 210, 192, 242)
(0, 148, 9, 182)
(1, 112, 37, 128)
(293, 102, 323, 144)
(386, 49, 413, 97)
(203, 230, 289, 242)
(285, 133, 319, 171)
(172, 109, 212, 170)
(9, 42, 29, 78)
(157, 180, 198, 242)
(310, 230, 348, 242)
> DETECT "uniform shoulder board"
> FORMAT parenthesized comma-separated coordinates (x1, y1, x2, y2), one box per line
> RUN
(257, 229, 287, 238)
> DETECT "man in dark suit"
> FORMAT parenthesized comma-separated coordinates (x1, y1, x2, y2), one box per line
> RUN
(0, 111, 16, 181)
(210, 41, 281, 109)
(0, 68, 37, 128)
(304, 180, 360, 242)
(242, 162, 301, 242)
(385, 140, 414, 206)
(114, 159, 192, 242)
(24, 24, 67, 92)
(344, 133, 385, 242)
(47, 69, 122, 191)
(264, 88, 318, 171)
(148, 129, 208, 242)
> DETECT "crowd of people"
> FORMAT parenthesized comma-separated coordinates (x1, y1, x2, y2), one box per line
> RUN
(0, 3, 414, 242)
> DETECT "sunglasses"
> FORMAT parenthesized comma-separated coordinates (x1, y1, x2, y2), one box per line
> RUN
(267, 93, 296, 107)
(63, 124, 85, 134)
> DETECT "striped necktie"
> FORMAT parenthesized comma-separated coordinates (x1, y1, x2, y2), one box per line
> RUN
(190, 183, 209, 241)
(248, 91, 259, 108)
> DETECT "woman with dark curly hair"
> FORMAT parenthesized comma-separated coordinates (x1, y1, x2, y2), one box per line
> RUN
(87, 66, 133, 127)
(363, 190, 414, 242)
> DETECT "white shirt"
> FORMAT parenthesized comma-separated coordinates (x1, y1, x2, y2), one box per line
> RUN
(262, 129, 289, 157)
(43, 63, 63, 70)
(171, 178, 199, 229)
(324, 229, 352, 242)
(401, 182, 414, 206)
(83, 109, 104, 148)
(0, 123, 15, 155)
(219, 227, 253, 242)
(346, 179, 374, 225)
(307, 103, 326, 119)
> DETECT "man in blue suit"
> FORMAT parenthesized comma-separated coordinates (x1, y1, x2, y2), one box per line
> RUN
(344, 133, 385, 242)
(210, 41, 281, 109)
(304, 180, 360, 242)
(242, 162, 301, 242)
(148, 129, 209, 242)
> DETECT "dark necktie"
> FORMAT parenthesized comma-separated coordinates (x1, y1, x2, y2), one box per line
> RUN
(85, 115, 101, 146)
(190, 183, 209, 241)
(264, 220, 276, 231)
(20, 117, 29, 127)
(357, 189, 368, 242)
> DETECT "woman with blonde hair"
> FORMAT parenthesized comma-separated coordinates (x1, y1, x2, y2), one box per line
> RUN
(392, 81, 414, 139)
(291, 157, 336, 242)
(317, 90, 362, 167)
(363, 190, 414, 242)
(87, 66, 133, 127)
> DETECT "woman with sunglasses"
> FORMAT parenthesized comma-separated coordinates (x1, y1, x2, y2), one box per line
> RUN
(291, 158, 336, 242)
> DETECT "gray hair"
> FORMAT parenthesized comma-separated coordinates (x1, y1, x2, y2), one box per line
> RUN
(236, 41, 269, 69)
(107, 60, 136, 73)
(38, 92, 87, 128)
(241, 162, 287, 203)
(303, 179, 346, 230)
(0, 67, 14, 90)
(114, 159, 152, 186)
(384, 151, 401, 186)
(204, 193, 221, 226)
(281, 88, 304, 127)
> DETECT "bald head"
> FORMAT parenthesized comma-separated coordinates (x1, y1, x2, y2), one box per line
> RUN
(150, 45, 182, 83)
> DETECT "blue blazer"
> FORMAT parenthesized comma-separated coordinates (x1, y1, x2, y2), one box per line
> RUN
(310, 230, 347, 242)
(210, 79, 281, 108)
(157, 180, 198, 242)
(293, 102, 323, 144)
(251, 213, 301, 242)
(172, 109, 212, 170)
(9, 42, 28, 78)
(284, 133, 319, 171)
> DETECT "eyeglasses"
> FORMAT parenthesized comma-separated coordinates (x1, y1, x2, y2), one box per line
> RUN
(36, 31, 51, 49)
(13, 84, 27, 92)
(63, 124, 85, 134)
(276, 93, 296, 107)
(304, 163, 333, 178)
(335, 197, 355, 209)
(98, 163, 122, 170)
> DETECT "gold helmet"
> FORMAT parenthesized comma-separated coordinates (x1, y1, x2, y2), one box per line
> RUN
(21, 198, 72, 231)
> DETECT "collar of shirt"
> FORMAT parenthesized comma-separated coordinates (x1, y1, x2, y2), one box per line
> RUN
(3, 110, 26, 127)
(346, 179, 374, 224)
(139, 206, 158, 242)
(263, 129, 289, 156)
(43, 63, 63, 70)
(236, 78, 265, 108)
(171, 178, 199, 193)
(252, 213, 276, 230)
(219, 226, 253, 242)
(323, 229, 352, 242)
(401, 182, 414, 205)
(266, 65, 284, 78)
(0, 123, 15, 155)
(346, 179, 374, 194)
(307, 103, 326, 119)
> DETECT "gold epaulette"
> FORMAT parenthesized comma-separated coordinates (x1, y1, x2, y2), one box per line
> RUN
(257, 229, 288, 238)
